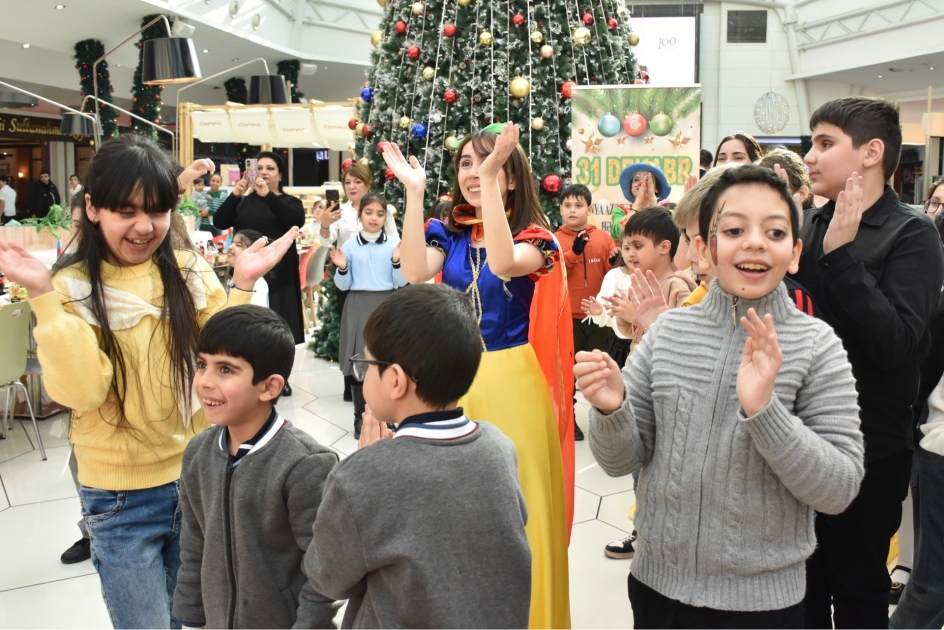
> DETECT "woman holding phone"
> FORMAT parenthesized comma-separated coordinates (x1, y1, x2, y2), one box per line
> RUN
(214, 151, 306, 351)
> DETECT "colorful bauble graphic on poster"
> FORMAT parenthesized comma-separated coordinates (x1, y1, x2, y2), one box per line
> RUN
(510, 76, 531, 98)
(412, 122, 428, 138)
(597, 112, 620, 137)
(623, 112, 647, 136)
(649, 112, 673, 136)
(541, 174, 562, 193)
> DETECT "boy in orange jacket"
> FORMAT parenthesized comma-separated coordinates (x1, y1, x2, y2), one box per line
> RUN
(556, 184, 618, 440)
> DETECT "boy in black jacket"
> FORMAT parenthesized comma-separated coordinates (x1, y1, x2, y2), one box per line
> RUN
(793, 96, 944, 629)
(173, 306, 339, 629)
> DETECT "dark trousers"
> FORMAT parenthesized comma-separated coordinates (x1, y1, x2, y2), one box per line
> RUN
(573, 318, 609, 422)
(628, 574, 804, 629)
(804, 449, 912, 628)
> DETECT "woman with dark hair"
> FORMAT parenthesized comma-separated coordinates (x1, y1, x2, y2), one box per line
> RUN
(713, 131, 764, 166)
(213, 151, 306, 346)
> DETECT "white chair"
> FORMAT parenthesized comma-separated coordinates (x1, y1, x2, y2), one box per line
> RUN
(0, 301, 46, 459)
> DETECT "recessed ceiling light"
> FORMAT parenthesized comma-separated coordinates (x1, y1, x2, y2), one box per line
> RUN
(116, 63, 121, 67)
(202, 49, 209, 53)
(878, 74, 883, 78)
(22, 43, 30, 48)
(252, 13, 263, 29)
(931, 67, 936, 71)
(55, 4, 65, 8)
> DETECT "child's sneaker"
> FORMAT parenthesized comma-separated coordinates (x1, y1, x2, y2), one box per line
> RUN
(604, 530, 637, 559)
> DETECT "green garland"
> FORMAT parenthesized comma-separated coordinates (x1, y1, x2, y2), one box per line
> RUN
(276, 60, 305, 103)
(74, 40, 118, 138)
(130, 14, 166, 141)
(224, 77, 247, 104)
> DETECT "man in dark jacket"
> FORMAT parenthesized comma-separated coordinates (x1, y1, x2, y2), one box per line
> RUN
(29, 171, 60, 218)
(794, 97, 944, 629)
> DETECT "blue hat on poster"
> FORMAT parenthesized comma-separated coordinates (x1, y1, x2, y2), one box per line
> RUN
(619, 163, 671, 203)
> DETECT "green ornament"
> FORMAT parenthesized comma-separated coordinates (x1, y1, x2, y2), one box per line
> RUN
(650, 112, 673, 137)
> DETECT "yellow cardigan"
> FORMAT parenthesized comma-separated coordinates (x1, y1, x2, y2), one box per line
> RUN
(31, 250, 252, 490)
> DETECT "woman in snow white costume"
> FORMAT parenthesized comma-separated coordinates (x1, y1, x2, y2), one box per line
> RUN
(383, 123, 575, 629)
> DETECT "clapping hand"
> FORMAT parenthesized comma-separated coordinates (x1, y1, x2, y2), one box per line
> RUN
(478, 123, 520, 182)
(736, 308, 782, 417)
(328, 246, 347, 270)
(628, 269, 679, 332)
(573, 351, 625, 415)
(823, 172, 864, 255)
(0, 242, 53, 297)
(231, 227, 299, 291)
(581, 297, 604, 317)
(358, 404, 394, 449)
(381, 143, 427, 192)
(602, 288, 636, 324)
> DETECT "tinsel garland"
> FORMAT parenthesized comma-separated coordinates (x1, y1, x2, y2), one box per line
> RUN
(74, 39, 118, 138)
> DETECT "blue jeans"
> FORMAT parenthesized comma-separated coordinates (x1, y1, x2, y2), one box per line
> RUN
(79, 481, 183, 629)
(890, 446, 944, 629)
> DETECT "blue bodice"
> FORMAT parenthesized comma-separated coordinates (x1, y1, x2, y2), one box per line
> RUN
(425, 220, 556, 352)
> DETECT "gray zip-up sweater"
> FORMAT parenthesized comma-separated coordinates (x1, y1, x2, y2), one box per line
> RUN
(173, 417, 340, 629)
(304, 421, 532, 629)
(590, 280, 864, 612)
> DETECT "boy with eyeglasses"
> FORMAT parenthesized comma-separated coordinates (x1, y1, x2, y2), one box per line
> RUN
(304, 284, 532, 628)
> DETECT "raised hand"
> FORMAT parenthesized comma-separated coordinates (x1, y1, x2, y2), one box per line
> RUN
(581, 297, 604, 317)
(328, 246, 347, 270)
(574, 350, 625, 415)
(683, 174, 698, 194)
(628, 269, 670, 332)
(602, 288, 636, 324)
(381, 143, 427, 191)
(231, 226, 299, 290)
(737, 308, 782, 417)
(232, 178, 250, 198)
(358, 404, 394, 449)
(823, 172, 865, 254)
(478, 123, 520, 181)
(0, 241, 54, 297)
(178, 158, 215, 192)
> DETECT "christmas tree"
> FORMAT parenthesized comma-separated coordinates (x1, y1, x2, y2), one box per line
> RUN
(130, 14, 166, 141)
(354, 0, 640, 226)
(74, 39, 118, 139)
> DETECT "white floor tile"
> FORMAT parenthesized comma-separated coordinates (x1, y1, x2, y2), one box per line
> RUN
(573, 486, 601, 525)
(331, 433, 360, 457)
(598, 490, 636, 535)
(281, 406, 348, 448)
(279, 386, 317, 409)
(0, 446, 76, 506)
(0, 573, 110, 628)
(304, 395, 355, 432)
(0, 422, 36, 466)
(574, 442, 636, 497)
(0, 498, 95, 592)
(22, 413, 72, 449)
(293, 368, 345, 398)
(569, 520, 635, 629)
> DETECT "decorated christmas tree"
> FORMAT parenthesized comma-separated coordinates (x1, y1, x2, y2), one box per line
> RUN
(354, 0, 640, 225)
(130, 14, 166, 141)
(74, 39, 119, 139)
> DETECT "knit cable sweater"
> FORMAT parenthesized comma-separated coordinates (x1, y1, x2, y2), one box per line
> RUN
(589, 278, 864, 612)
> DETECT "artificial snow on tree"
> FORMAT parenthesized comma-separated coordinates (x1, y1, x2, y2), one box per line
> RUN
(74, 39, 118, 139)
(355, 0, 639, 226)
(130, 14, 165, 141)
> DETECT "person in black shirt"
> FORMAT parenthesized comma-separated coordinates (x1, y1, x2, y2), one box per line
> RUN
(29, 170, 61, 218)
(793, 97, 944, 629)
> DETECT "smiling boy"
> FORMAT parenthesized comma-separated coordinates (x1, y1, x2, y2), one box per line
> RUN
(577, 165, 864, 627)
(792, 96, 944, 629)
(173, 305, 339, 629)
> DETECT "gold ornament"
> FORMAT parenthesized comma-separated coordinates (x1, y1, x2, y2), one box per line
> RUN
(582, 133, 603, 153)
(479, 30, 493, 45)
(573, 26, 592, 46)
(578, 128, 585, 135)
(377, 0, 387, 6)
(411, 1, 424, 14)
(444, 135, 460, 151)
(531, 117, 545, 131)
(355, 123, 365, 137)
(370, 30, 383, 47)
(509, 76, 531, 98)
(422, 66, 435, 80)
(644, 133, 654, 145)
(540, 44, 554, 59)
(628, 33, 640, 46)
(670, 131, 691, 149)
(530, 30, 544, 44)
(458, 0, 472, 5)
(399, 116, 412, 129)
(615, 135, 627, 145)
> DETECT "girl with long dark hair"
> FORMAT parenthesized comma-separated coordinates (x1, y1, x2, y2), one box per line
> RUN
(0, 134, 295, 629)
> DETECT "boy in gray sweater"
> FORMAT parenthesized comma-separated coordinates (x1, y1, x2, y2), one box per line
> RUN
(304, 284, 532, 629)
(173, 306, 340, 629)
(576, 165, 865, 628)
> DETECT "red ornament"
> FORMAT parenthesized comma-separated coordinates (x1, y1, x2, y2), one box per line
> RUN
(443, 89, 457, 104)
(541, 174, 562, 194)
(407, 45, 420, 59)
(513, 13, 525, 26)
(443, 24, 457, 37)
(633, 78, 645, 85)
(623, 112, 648, 136)
(362, 124, 373, 139)
(395, 20, 407, 34)
(582, 12, 594, 25)
(341, 158, 354, 171)
(560, 81, 576, 98)
(607, 17, 618, 30)
(377, 141, 388, 153)
(348, 119, 358, 130)
(385, 168, 395, 181)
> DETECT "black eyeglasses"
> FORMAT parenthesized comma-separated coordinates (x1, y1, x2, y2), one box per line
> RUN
(349, 353, 418, 383)
(924, 199, 943, 214)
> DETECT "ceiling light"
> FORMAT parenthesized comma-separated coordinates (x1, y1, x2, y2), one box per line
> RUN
(202, 49, 209, 53)
(22, 43, 30, 49)
(116, 63, 121, 67)
(172, 18, 197, 38)
(878, 74, 883, 78)
(230, 1, 239, 17)
(55, 4, 65, 8)
(252, 14, 264, 29)
(300, 62, 318, 75)
(931, 67, 936, 71)
(142, 38, 202, 85)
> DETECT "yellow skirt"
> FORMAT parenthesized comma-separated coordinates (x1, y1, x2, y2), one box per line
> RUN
(460, 343, 571, 629)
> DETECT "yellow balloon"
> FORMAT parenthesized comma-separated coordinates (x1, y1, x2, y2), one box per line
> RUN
(479, 30, 493, 46)
(509, 76, 531, 98)
(370, 30, 383, 47)
(573, 26, 591, 46)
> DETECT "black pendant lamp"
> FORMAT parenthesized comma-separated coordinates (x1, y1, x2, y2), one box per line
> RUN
(249, 75, 290, 104)
(142, 37, 202, 85)
(59, 113, 97, 136)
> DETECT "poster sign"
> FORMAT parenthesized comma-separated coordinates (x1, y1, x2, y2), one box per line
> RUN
(630, 18, 698, 86)
(571, 85, 701, 234)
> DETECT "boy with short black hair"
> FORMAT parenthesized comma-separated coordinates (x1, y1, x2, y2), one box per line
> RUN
(578, 165, 864, 627)
(794, 96, 944, 628)
(305, 284, 532, 629)
(556, 183, 618, 440)
(173, 305, 339, 629)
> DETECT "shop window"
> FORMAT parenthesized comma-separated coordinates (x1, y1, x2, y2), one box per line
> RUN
(727, 10, 767, 43)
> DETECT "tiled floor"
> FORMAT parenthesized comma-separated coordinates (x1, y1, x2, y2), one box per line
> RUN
(0, 345, 638, 628)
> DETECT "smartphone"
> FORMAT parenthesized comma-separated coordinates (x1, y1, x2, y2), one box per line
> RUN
(245, 158, 258, 185)
(325, 189, 340, 204)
